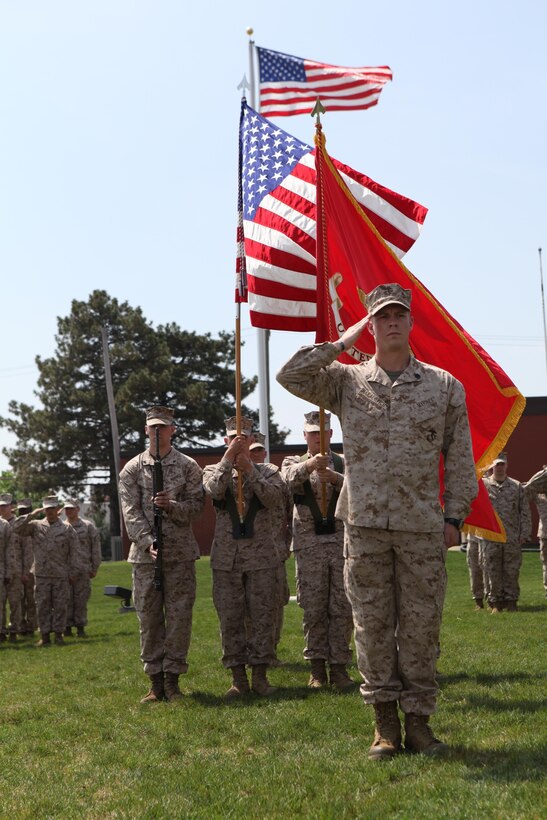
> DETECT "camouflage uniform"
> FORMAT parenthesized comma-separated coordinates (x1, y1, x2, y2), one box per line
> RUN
(20, 532, 37, 633)
(66, 514, 102, 629)
(466, 533, 486, 604)
(481, 475, 532, 607)
(529, 492, 547, 594)
(0, 519, 15, 640)
(277, 342, 477, 715)
(524, 467, 547, 595)
(282, 448, 353, 666)
(14, 510, 78, 636)
(1, 514, 24, 637)
(204, 457, 284, 670)
(119, 447, 204, 677)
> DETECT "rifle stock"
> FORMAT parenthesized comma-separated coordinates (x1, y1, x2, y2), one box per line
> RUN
(152, 426, 164, 592)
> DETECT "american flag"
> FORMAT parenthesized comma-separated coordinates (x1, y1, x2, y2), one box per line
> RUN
(257, 46, 392, 118)
(236, 102, 428, 331)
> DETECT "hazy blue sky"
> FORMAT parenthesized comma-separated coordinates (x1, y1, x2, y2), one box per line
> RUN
(1, 0, 546, 473)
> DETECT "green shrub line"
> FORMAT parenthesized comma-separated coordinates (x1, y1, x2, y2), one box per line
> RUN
(1, 553, 545, 819)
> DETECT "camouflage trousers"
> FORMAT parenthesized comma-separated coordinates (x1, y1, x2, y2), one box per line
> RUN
(67, 573, 92, 627)
(466, 540, 486, 601)
(295, 544, 353, 664)
(540, 538, 547, 593)
(132, 561, 196, 676)
(36, 577, 70, 634)
(2, 575, 23, 634)
(212, 555, 276, 668)
(0, 579, 7, 633)
(344, 527, 447, 715)
(21, 573, 38, 632)
(273, 561, 290, 650)
(481, 540, 522, 605)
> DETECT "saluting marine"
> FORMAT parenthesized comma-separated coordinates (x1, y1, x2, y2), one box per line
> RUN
(277, 283, 477, 759)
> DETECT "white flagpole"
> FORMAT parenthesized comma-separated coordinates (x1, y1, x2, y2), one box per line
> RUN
(539, 247, 547, 380)
(247, 28, 271, 460)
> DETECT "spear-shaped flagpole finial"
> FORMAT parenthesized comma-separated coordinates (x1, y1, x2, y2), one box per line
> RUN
(311, 97, 326, 123)
(312, 98, 326, 146)
(237, 74, 251, 96)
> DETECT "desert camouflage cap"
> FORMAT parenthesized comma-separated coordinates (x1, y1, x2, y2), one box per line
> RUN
(17, 498, 32, 510)
(304, 411, 331, 432)
(0, 493, 13, 506)
(224, 416, 254, 437)
(364, 283, 412, 317)
(63, 497, 80, 508)
(249, 432, 266, 450)
(43, 495, 60, 508)
(492, 452, 508, 466)
(146, 406, 175, 426)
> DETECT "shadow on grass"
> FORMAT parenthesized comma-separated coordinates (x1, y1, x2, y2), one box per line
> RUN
(188, 683, 356, 707)
(450, 743, 547, 783)
(464, 693, 547, 714)
(439, 671, 545, 686)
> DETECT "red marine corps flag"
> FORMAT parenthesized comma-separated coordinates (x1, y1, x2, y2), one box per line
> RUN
(313, 125, 525, 540)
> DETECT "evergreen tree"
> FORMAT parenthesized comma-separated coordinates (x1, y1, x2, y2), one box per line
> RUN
(0, 290, 289, 533)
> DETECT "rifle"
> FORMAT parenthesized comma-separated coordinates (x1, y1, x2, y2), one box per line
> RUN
(152, 426, 164, 592)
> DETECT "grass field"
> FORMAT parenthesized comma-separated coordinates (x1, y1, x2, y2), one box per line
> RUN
(1, 552, 546, 819)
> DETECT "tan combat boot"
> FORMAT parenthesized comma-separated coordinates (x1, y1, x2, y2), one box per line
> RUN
(164, 672, 183, 701)
(54, 633, 65, 645)
(308, 658, 328, 688)
(368, 702, 402, 760)
(329, 664, 355, 690)
(140, 672, 166, 704)
(404, 714, 448, 756)
(36, 633, 51, 647)
(225, 665, 250, 699)
(474, 598, 484, 610)
(251, 664, 276, 696)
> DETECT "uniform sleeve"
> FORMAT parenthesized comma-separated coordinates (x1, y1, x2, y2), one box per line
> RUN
(88, 521, 102, 573)
(166, 460, 205, 526)
(12, 514, 38, 537)
(203, 459, 233, 500)
(68, 525, 79, 577)
(281, 456, 309, 493)
(519, 484, 532, 542)
(441, 379, 478, 521)
(245, 464, 284, 510)
(331, 468, 345, 493)
(22, 536, 33, 575)
(119, 461, 154, 549)
(4, 526, 15, 580)
(276, 343, 345, 416)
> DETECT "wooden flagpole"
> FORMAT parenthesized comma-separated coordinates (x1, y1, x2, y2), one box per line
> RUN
(313, 99, 329, 521)
(235, 305, 245, 523)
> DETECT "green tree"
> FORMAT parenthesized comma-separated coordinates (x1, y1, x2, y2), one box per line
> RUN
(0, 290, 288, 533)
